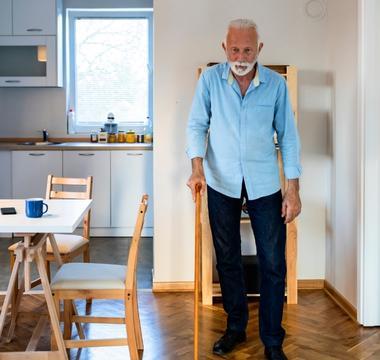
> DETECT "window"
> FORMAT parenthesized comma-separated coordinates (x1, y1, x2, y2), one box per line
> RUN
(67, 9, 153, 133)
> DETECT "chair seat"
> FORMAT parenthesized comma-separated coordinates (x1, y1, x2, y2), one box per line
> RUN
(46, 234, 89, 254)
(8, 234, 89, 254)
(51, 263, 127, 290)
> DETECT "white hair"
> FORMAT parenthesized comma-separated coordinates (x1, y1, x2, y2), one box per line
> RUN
(226, 18, 260, 40)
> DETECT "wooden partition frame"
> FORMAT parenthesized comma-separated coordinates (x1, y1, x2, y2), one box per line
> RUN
(199, 64, 299, 305)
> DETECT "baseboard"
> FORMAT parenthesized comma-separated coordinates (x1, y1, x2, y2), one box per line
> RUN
(324, 280, 357, 322)
(152, 282, 194, 292)
(298, 279, 325, 289)
(153, 279, 326, 293)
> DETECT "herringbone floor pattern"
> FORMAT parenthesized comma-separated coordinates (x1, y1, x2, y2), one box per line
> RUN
(0, 290, 379, 359)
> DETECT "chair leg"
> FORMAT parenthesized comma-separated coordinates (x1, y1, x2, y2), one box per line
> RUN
(51, 294, 60, 351)
(63, 300, 73, 340)
(133, 287, 144, 351)
(83, 246, 92, 307)
(45, 259, 51, 283)
(71, 301, 85, 340)
(126, 295, 139, 360)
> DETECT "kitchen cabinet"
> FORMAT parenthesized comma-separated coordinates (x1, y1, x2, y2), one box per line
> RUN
(63, 151, 111, 228)
(0, 0, 60, 36)
(12, 151, 62, 198)
(0, 151, 12, 198)
(13, 0, 58, 35)
(9, 147, 153, 235)
(0, 36, 61, 87)
(111, 151, 153, 234)
(0, 0, 12, 35)
(0, 0, 62, 87)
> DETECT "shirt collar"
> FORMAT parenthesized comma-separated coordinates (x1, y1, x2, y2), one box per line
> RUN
(222, 62, 267, 86)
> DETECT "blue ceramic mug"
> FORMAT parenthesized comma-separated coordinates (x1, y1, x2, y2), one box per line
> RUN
(25, 198, 48, 218)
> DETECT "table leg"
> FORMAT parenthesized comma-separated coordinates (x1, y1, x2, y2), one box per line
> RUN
(47, 234, 63, 268)
(6, 275, 25, 342)
(24, 235, 32, 292)
(0, 258, 21, 339)
(35, 248, 68, 360)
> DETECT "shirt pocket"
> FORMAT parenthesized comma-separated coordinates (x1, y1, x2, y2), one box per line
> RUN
(249, 102, 275, 125)
(246, 102, 275, 146)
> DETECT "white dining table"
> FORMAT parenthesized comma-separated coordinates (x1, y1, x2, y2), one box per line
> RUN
(0, 199, 92, 360)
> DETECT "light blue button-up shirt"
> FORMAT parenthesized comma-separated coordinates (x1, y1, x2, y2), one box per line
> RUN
(186, 62, 301, 200)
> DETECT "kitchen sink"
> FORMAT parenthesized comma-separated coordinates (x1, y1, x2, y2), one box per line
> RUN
(19, 141, 62, 146)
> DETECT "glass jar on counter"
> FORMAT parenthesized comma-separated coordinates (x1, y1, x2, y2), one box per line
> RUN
(126, 130, 136, 143)
(117, 131, 126, 143)
(90, 132, 98, 143)
(108, 133, 117, 143)
(144, 133, 153, 143)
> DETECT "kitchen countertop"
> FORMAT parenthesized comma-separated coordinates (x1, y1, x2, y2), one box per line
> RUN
(0, 142, 153, 151)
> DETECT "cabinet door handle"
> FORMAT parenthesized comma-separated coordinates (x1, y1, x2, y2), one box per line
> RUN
(127, 153, 143, 156)
(5, 80, 21, 83)
(28, 153, 45, 156)
(78, 153, 95, 156)
(26, 28, 43, 32)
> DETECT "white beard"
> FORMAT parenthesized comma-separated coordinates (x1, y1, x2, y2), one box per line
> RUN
(229, 61, 255, 76)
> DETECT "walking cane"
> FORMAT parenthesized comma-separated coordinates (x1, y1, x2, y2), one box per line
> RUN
(194, 183, 202, 360)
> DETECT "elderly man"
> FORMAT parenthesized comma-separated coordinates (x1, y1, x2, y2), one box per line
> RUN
(186, 19, 301, 360)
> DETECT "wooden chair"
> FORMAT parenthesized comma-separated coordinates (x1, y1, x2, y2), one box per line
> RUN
(9, 174, 93, 281)
(51, 195, 148, 360)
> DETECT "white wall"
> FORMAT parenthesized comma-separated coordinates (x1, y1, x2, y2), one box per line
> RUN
(0, 0, 153, 138)
(153, 0, 331, 283)
(325, 0, 358, 307)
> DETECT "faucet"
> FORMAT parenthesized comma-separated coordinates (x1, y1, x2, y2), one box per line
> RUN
(42, 129, 49, 142)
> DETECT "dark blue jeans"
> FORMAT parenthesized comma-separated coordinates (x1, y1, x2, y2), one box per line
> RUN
(207, 183, 286, 347)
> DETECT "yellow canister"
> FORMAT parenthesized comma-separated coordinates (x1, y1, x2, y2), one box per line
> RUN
(126, 130, 136, 143)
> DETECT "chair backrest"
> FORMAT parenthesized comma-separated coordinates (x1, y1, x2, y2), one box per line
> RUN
(46, 175, 93, 239)
(125, 195, 149, 291)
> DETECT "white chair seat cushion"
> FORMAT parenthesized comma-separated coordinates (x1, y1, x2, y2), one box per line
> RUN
(51, 263, 126, 290)
(8, 234, 88, 254)
(47, 234, 89, 254)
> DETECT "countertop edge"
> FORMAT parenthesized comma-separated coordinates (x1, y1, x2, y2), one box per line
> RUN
(0, 143, 154, 151)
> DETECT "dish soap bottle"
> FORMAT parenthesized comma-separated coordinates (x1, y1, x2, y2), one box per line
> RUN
(67, 108, 75, 134)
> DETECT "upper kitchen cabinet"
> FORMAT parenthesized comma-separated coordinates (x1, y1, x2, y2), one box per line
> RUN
(0, 0, 62, 87)
(0, 36, 61, 87)
(13, 0, 58, 35)
(0, 0, 60, 36)
(0, 0, 12, 35)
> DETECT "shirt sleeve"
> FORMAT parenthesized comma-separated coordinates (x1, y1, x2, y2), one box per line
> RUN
(273, 78, 302, 179)
(186, 71, 211, 159)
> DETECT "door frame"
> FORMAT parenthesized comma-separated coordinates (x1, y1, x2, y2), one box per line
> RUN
(357, 0, 380, 325)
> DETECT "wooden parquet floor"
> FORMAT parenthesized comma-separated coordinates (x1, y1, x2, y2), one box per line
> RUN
(1, 290, 380, 360)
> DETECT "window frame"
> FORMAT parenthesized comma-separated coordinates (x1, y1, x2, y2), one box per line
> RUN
(66, 9, 153, 134)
